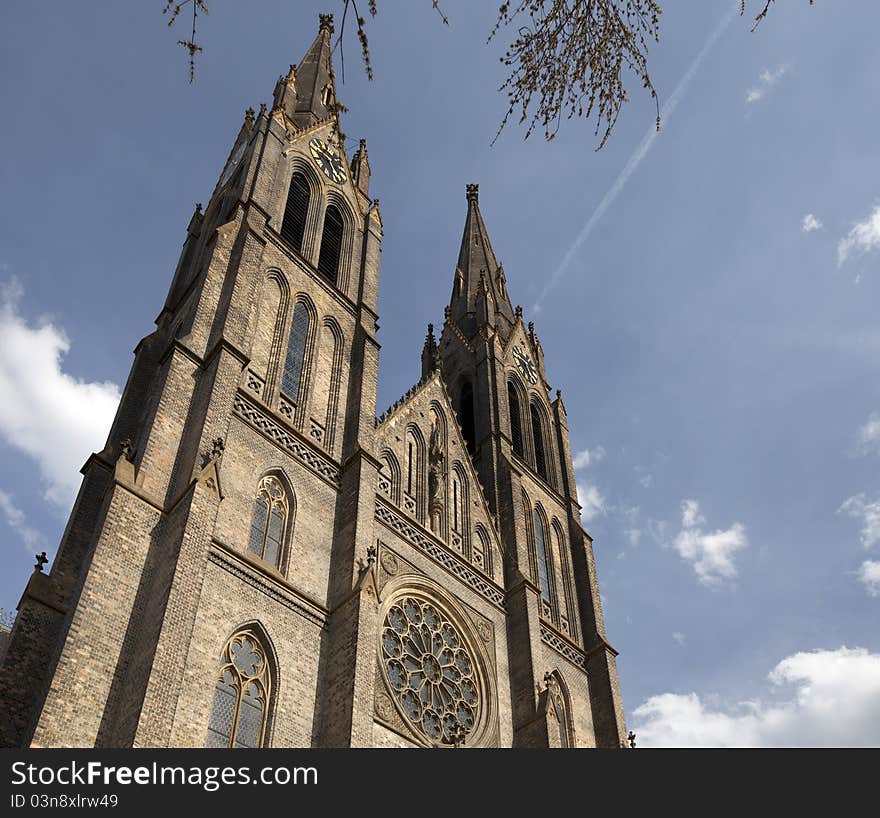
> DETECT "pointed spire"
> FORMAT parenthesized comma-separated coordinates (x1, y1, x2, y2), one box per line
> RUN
(421, 323, 439, 378)
(351, 138, 371, 196)
(290, 14, 337, 129)
(449, 183, 515, 339)
(273, 64, 298, 118)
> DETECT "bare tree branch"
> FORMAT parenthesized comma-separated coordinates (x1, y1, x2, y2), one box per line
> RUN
(161, 0, 812, 147)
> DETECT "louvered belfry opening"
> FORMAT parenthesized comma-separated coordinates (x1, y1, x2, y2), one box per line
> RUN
(281, 172, 310, 253)
(531, 403, 548, 481)
(508, 382, 524, 458)
(317, 204, 344, 285)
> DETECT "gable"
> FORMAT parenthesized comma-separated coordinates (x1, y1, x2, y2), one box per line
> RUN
(375, 372, 504, 583)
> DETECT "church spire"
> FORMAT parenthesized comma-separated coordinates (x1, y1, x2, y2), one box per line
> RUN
(448, 184, 515, 339)
(289, 13, 337, 129)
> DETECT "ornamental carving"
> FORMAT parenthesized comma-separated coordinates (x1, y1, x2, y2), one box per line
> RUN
(428, 419, 445, 535)
(380, 550, 399, 576)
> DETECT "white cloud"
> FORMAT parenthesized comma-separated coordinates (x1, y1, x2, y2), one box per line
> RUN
(0, 488, 48, 555)
(625, 528, 642, 547)
(576, 482, 606, 523)
(859, 561, 880, 597)
(572, 445, 605, 470)
(672, 631, 686, 647)
(672, 498, 748, 587)
(0, 279, 120, 510)
(746, 64, 788, 104)
(681, 498, 704, 529)
(839, 494, 880, 550)
(801, 213, 822, 233)
(858, 412, 880, 456)
(838, 203, 880, 267)
(632, 646, 880, 747)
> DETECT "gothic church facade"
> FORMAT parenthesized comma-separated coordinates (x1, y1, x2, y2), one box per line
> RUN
(0, 16, 626, 748)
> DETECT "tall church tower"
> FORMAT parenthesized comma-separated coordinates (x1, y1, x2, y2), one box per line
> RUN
(0, 16, 626, 749)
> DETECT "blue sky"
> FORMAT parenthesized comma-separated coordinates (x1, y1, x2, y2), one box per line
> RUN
(1, 1, 879, 746)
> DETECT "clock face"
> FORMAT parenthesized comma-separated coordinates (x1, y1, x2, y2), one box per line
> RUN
(513, 345, 538, 385)
(309, 137, 347, 184)
(220, 140, 247, 186)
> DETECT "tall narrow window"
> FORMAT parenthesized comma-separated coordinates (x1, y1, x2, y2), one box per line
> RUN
(459, 382, 476, 456)
(247, 476, 288, 568)
(531, 403, 548, 481)
(534, 508, 551, 604)
(281, 301, 310, 403)
(508, 382, 524, 458)
(280, 172, 310, 253)
(407, 441, 414, 496)
(552, 695, 569, 748)
(317, 204, 344, 285)
(452, 475, 460, 531)
(205, 629, 271, 748)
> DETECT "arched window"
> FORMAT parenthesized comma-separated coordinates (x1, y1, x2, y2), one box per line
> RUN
(281, 301, 310, 403)
(280, 172, 310, 253)
(379, 452, 399, 502)
(205, 628, 272, 748)
(317, 204, 344, 285)
(551, 691, 570, 748)
(531, 402, 548, 482)
(474, 525, 490, 576)
(404, 427, 425, 521)
(552, 520, 576, 639)
(459, 381, 476, 456)
(452, 472, 460, 532)
(247, 475, 288, 568)
(533, 508, 551, 604)
(508, 381, 524, 458)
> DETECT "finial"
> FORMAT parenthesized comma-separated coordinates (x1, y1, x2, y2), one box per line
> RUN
(627, 731, 637, 749)
(366, 545, 377, 566)
(359, 138, 367, 153)
(444, 305, 451, 321)
(515, 305, 523, 319)
(245, 107, 255, 126)
(556, 389, 562, 400)
(466, 183, 479, 202)
(422, 323, 440, 376)
(195, 202, 203, 217)
(259, 102, 267, 117)
(120, 438, 134, 461)
(211, 437, 225, 461)
(319, 13, 335, 34)
(35, 551, 48, 573)
(372, 198, 380, 209)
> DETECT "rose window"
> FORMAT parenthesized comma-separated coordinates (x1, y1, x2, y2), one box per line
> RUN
(381, 596, 480, 743)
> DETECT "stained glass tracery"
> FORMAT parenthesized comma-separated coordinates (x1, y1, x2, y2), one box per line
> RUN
(206, 630, 271, 748)
(247, 475, 288, 567)
(380, 596, 481, 744)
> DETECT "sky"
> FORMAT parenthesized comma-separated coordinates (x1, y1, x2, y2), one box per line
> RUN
(1, 1, 879, 747)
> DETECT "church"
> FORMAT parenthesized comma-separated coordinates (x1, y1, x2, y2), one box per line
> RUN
(0, 15, 626, 749)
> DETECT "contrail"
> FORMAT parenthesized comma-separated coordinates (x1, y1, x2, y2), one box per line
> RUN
(533, 3, 739, 312)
